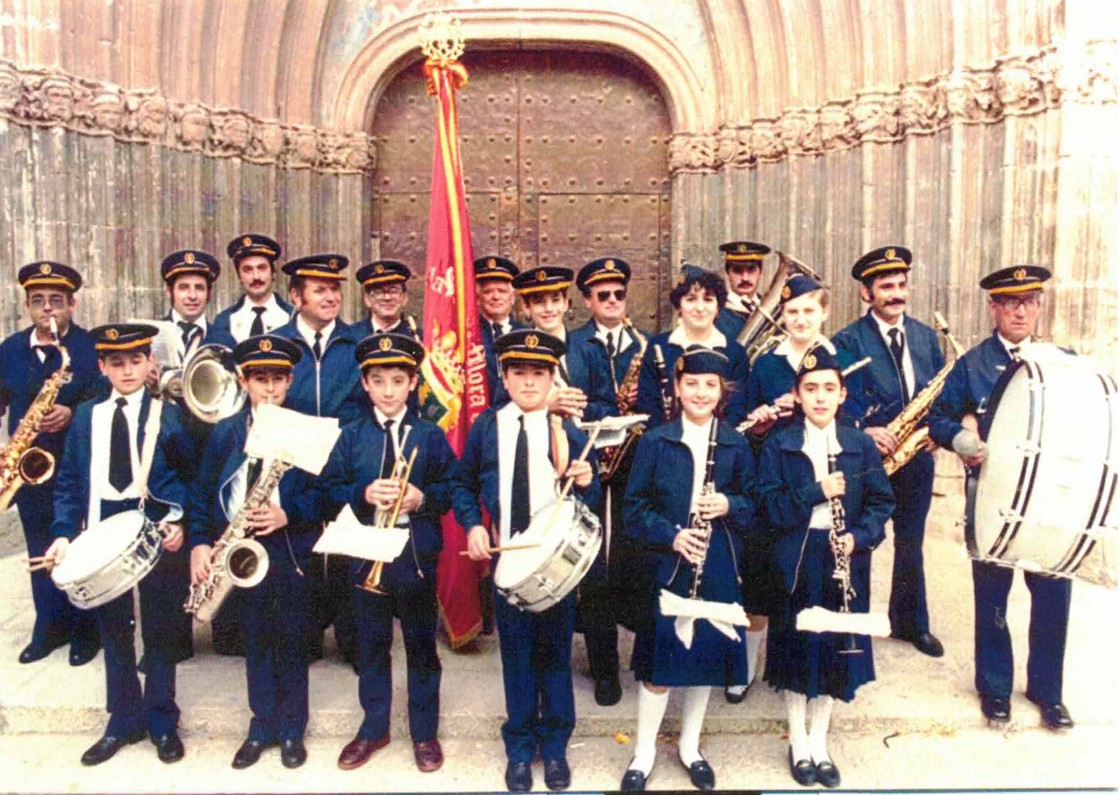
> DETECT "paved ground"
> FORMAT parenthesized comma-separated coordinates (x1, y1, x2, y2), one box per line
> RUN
(1, 494, 1117, 792)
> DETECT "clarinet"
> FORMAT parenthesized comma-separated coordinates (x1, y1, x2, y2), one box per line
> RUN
(652, 344, 674, 422)
(826, 444, 861, 654)
(688, 418, 721, 599)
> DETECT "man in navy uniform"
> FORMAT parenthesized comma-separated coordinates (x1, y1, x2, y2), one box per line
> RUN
(159, 249, 221, 361)
(209, 234, 293, 347)
(455, 329, 602, 793)
(355, 260, 416, 337)
(833, 245, 945, 657)
(43, 323, 197, 765)
(0, 261, 101, 666)
(928, 265, 1074, 731)
(475, 254, 525, 398)
(714, 240, 770, 342)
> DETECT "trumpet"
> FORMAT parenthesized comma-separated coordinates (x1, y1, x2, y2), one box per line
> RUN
(359, 446, 418, 594)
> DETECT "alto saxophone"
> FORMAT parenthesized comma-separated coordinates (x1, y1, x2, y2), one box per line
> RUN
(600, 318, 647, 483)
(185, 458, 288, 622)
(0, 318, 72, 512)
(882, 312, 965, 476)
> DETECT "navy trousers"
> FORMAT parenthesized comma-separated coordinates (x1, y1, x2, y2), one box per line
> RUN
(350, 570, 441, 743)
(576, 482, 622, 681)
(494, 581, 575, 764)
(887, 451, 935, 637)
(241, 551, 311, 742)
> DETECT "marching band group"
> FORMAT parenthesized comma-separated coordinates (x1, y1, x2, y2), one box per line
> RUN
(0, 233, 1077, 792)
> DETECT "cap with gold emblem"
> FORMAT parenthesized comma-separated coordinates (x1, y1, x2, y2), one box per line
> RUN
(226, 234, 281, 265)
(779, 274, 823, 306)
(851, 245, 912, 282)
(356, 260, 411, 290)
(160, 250, 221, 285)
(473, 255, 519, 283)
(795, 343, 844, 383)
(719, 241, 771, 270)
(91, 322, 159, 353)
(233, 333, 302, 371)
(576, 256, 631, 294)
(281, 253, 350, 281)
(511, 266, 574, 296)
(18, 261, 83, 292)
(675, 344, 729, 378)
(494, 328, 566, 367)
(355, 332, 425, 370)
(979, 264, 1051, 296)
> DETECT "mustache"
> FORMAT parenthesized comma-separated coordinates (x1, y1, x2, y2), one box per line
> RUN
(885, 298, 906, 306)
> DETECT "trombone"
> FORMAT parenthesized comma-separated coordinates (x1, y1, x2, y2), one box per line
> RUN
(358, 446, 418, 595)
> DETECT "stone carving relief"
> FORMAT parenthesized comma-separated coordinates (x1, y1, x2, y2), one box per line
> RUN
(0, 60, 377, 175)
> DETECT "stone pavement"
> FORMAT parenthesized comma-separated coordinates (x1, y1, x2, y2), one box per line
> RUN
(1, 502, 1117, 792)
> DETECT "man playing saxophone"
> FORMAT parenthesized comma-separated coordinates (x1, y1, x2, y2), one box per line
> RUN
(187, 334, 322, 770)
(832, 246, 946, 658)
(0, 261, 102, 667)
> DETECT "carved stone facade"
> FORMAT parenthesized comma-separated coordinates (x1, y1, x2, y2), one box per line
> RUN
(0, 59, 377, 175)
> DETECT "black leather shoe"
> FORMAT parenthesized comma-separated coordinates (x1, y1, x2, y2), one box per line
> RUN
(815, 759, 841, 788)
(788, 748, 816, 786)
(153, 733, 184, 763)
(980, 694, 1011, 724)
(505, 760, 533, 793)
(69, 640, 100, 667)
(684, 758, 715, 791)
(18, 636, 66, 664)
(621, 768, 648, 792)
(594, 675, 623, 706)
(80, 731, 145, 766)
(280, 738, 307, 768)
(911, 632, 944, 657)
(725, 681, 752, 704)
(232, 738, 274, 769)
(1027, 695, 1074, 731)
(544, 758, 571, 790)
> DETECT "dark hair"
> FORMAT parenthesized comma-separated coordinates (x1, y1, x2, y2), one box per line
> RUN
(672, 370, 734, 420)
(861, 269, 908, 292)
(793, 367, 845, 389)
(499, 359, 556, 376)
(670, 269, 727, 310)
(360, 362, 419, 379)
(236, 255, 276, 274)
(99, 345, 152, 361)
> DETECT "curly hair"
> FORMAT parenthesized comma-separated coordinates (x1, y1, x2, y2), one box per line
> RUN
(670, 267, 727, 311)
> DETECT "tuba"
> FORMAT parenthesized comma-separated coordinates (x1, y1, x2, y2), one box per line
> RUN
(159, 343, 247, 424)
(736, 250, 823, 362)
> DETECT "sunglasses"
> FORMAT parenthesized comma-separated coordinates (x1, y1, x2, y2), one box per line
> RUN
(594, 288, 626, 302)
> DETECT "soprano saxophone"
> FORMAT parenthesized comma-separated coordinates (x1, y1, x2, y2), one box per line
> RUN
(0, 318, 72, 512)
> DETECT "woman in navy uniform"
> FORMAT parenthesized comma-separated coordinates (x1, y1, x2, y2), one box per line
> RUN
(319, 333, 458, 774)
(454, 329, 601, 794)
(187, 334, 321, 770)
(620, 346, 758, 793)
(0, 261, 102, 666)
(635, 264, 749, 429)
(43, 323, 197, 766)
(757, 346, 894, 789)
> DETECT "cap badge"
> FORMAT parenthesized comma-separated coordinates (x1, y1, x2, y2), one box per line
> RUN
(105, 328, 120, 341)
(374, 263, 385, 274)
(329, 258, 338, 269)
(184, 252, 196, 264)
(605, 259, 616, 270)
(379, 337, 393, 351)
(242, 236, 252, 247)
(1014, 267, 1027, 281)
(782, 285, 792, 300)
(886, 248, 896, 261)
(738, 243, 748, 253)
(803, 353, 817, 370)
(487, 258, 497, 269)
(259, 339, 273, 353)
(525, 334, 539, 348)
(39, 263, 51, 275)
(535, 270, 547, 282)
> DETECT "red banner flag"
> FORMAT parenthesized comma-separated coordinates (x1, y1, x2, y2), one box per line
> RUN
(419, 57, 490, 649)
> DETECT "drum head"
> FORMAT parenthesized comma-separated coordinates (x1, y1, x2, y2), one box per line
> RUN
(52, 510, 149, 586)
(493, 499, 576, 589)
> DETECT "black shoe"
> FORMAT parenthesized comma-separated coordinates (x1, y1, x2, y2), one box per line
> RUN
(1026, 695, 1074, 731)
(815, 759, 841, 788)
(725, 681, 752, 704)
(621, 768, 648, 792)
(911, 632, 944, 657)
(788, 748, 816, 786)
(980, 694, 1011, 724)
(594, 675, 623, 706)
(232, 738, 274, 769)
(544, 758, 571, 790)
(505, 760, 533, 793)
(683, 758, 715, 791)
(18, 636, 66, 664)
(280, 738, 307, 768)
(80, 731, 145, 766)
(69, 640, 100, 667)
(153, 733, 184, 763)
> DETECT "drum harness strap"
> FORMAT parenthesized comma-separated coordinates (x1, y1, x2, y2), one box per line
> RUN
(135, 398, 164, 516)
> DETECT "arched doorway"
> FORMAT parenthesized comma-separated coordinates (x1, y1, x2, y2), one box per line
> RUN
(370, 49, 673, 330)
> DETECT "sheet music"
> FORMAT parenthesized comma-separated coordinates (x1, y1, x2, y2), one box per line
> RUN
(246, 404, 340, 474)
(314, 504, 409, 562)
(577, 413, 649, 448)
(128, 318, 181, 368)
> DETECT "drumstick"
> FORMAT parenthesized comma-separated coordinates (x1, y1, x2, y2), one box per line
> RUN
(556, 420, 604, 503)
(459, 542, 541, 556)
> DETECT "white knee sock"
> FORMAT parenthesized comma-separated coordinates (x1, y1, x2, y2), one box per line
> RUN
(631, 686, 669, 776)
(678, 686, 711, 766)
(745, 629, 764, 684)
(808, 695, 834, 764)
(783, 690, 810, 763)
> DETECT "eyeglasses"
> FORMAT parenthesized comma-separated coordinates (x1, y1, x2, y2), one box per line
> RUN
(995, 294, 1041, 311)
(367, 284, 406, 297)
(594, 288, 627, 302)
(29, 295, 69, 309)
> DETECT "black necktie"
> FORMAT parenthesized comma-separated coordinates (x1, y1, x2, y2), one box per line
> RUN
(249, 307, 266, 337)
(178, 320, 199, 349)
(510, 415, 531, 536)
(312, 331, 323, 361)
(492, 321, 504, 339)
(888, 328, 910, 404)
(605, 331, 619, 391)
(1009, 346, 1021, 362)
(32, 345, 49, 363)
(381, 419, 397, 478)
(109, 397, 133, 492)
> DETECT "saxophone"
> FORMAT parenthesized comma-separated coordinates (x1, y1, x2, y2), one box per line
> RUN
(601, 318, 648, 483)
(0, 318, 72, 512)
(184, 458, 288, 622)
(882, 312, 965, 476)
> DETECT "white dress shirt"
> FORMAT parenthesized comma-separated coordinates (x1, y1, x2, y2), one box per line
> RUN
(724, 291, 754, 317)
(871, 311, 915, 399)
(486, 316, 512, 338)
(595, 321, 632, 356)
(496, 403, 555, 544)
(802, 418, 839, 529)
(681, 415, 715, 516)
(227, 294, 291, 344)
(996, 333, 1032, 359)
(296, 316, 336, 354)
(667, 324, 727, 350)
(169, 309, 209, 362)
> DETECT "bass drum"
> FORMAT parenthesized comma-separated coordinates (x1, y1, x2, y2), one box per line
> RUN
(494, 497, 602, 613)
(971, 343, 1118, 586)
(52, 510, 166, 609)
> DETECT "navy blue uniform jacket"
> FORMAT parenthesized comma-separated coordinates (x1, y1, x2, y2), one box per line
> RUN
(928, 332, 1020, 449)
(207, 293, 294, 348)
(747, 344, 866, 429)
(273, 318, 364, 426)
(479, 316, 527, 401)
(714, 306, 748, 343)
(51, 394, 197, 538)
(636, 331, 750, 429)
(565, 320, 646, 422)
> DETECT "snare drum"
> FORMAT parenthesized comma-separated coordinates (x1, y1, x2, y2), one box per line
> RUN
(494, 497, 602, 612)
(52, 510, 166, 609)
(971, 344, 1118, 586)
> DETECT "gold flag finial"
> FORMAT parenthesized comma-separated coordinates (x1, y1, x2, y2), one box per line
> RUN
(419, 12, 465, 64)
